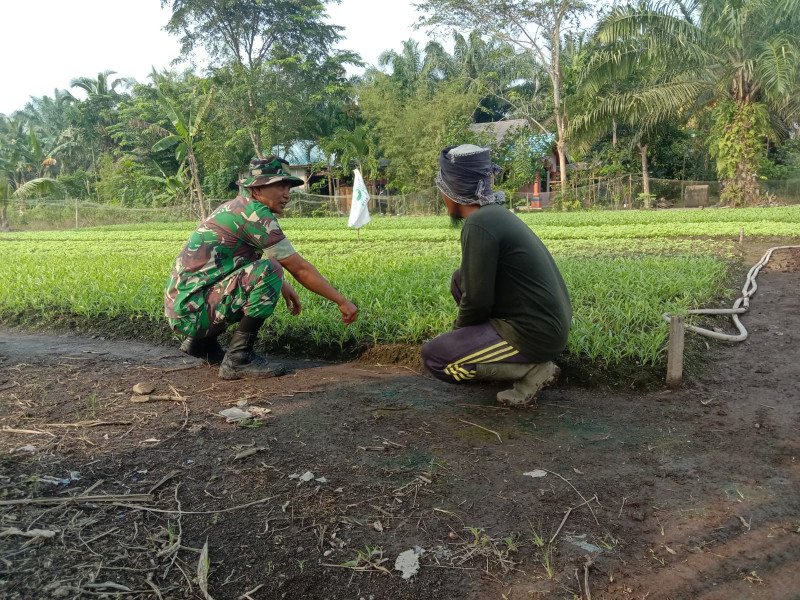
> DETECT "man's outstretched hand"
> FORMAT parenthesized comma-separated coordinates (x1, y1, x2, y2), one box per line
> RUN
(338, 299, 358, 325)
(282, 281, 302, 316)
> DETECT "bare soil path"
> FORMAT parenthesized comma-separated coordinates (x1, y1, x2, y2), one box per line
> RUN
(1, 249, 798, 600)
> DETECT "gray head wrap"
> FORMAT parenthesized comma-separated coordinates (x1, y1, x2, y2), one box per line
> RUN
(434, 144, 506, 206)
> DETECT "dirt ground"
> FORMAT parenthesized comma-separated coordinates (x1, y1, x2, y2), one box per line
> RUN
(1, 248, 799, 600)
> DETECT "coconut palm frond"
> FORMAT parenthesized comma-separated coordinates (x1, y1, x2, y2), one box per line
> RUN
(753, 33, 800, 102)
(595, 4, 704, 49)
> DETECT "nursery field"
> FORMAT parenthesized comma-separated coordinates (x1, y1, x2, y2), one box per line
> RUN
(1, 209, 799, 600)
(1, 206, 798, 379)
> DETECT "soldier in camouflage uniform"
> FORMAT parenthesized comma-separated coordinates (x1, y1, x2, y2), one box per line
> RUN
(165, 156, 358, 380)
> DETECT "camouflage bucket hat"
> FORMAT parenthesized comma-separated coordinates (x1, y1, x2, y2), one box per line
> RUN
(237, 156, 305, 188)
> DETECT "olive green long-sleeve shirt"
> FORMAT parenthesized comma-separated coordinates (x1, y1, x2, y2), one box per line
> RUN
(455, 203, 572, 363)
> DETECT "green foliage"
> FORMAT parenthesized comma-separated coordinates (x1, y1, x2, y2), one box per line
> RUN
(580, 0, 800, 201)
(359, 77, 481, 191)
(708, 102, 773, 205)
(761, 137, 800, 180)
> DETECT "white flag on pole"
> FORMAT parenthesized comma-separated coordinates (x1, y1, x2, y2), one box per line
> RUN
(348, 169, 371, 229)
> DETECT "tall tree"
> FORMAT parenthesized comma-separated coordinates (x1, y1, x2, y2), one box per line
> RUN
(162, 0, 347, 157)
(418, 0, 591, 192)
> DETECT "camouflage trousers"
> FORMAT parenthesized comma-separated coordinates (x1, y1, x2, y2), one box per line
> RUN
(167, 259, 283, 338)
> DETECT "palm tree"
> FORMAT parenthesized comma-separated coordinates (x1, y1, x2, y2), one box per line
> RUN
(0, 115, 71, 215)
(585, 0, 800, 205)
(69, 70, 130, 99)
(378, 40, 429, 97)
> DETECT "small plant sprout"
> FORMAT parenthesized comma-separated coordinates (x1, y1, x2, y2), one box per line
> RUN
(340, 546, 390, 574)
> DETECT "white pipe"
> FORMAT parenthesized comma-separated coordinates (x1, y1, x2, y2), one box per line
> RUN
(663, 245, 800, 343)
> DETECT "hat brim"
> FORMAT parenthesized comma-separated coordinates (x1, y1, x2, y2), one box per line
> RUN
(237, 175, 305, 188)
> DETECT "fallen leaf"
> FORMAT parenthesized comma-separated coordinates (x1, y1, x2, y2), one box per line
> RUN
(234, 446, 267, 460)
(218, 407, 252, 422)
(523, 470, 547, 478)
(197, 538, 213, 600)
(664, 545, 676, 555)
(395, 547, 424, 579)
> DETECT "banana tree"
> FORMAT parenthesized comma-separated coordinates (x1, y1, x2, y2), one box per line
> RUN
(149, 86, 215, 219)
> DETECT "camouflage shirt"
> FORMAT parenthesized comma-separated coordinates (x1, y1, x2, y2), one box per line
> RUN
(164, 196, 296, 320)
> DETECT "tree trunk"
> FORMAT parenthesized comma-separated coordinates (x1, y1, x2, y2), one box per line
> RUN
(612, 120, 617, 147)
(247, 87, 263, 159)
(249, 131, 263, 159)
(638, 143, 650, 196)
(188, 150, 207, 220)
(0, 204, 9, 232)
(557, 141, 568, 192)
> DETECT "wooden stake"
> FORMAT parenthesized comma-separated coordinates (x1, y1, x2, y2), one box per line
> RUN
(739, 227, 744, 245)
(666, 315, 685, 389)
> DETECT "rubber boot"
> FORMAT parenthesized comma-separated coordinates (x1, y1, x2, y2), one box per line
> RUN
(475, 362, 561, 407)
(179, 335, 226, 365)
(218, 316, 286, 380)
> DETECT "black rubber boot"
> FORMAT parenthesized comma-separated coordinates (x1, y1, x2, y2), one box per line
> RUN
(179, 335, 226, 365)
(218, 316, 286, 380)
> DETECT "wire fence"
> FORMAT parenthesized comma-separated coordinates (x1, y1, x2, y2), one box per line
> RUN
(3, 176, 799, 231)
(286, 188, 446, 217)
(527, 176, 800, 210)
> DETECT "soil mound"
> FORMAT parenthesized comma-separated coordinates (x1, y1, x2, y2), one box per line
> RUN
(356, 343, 424, 370)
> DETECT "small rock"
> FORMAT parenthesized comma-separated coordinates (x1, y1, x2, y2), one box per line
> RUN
(324, 550, 332, 557)
(632, 510, 645, 522)
(372, 521, 383, 532)
(754, 423, 761, 429)
(132, 382, 156, 395)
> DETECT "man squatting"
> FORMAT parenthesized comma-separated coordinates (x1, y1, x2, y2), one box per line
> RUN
(421, 144, 573, 406)
(164, 157, 358, 380)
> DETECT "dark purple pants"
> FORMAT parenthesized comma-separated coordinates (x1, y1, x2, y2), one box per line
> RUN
(420, 270, 530, 384)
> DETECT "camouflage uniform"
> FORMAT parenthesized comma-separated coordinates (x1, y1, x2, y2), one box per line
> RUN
(164, 195, 297, 338)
